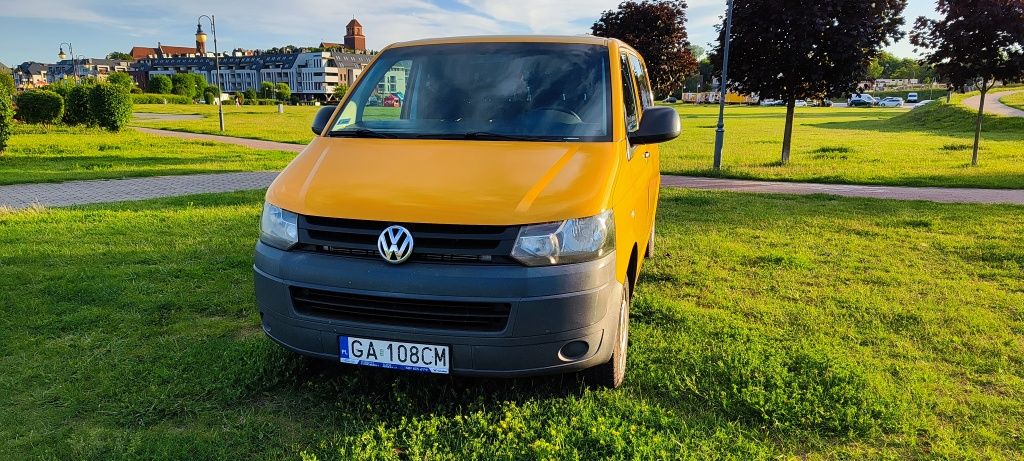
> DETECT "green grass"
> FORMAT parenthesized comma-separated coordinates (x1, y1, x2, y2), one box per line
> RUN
(1, 190, 1021, 459)
(662, 94, 1024, 189)
(132, 98, 1024, 189)
(1001, 91, 1024, 111)
(0, 124, 296, 185)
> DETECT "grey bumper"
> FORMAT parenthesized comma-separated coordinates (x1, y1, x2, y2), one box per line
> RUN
(253, 242, 622, 377)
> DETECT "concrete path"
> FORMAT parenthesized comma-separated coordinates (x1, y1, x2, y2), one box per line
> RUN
(0, 172, 278, 209)
(662, 176, 1024, 205)
(133, 127, 305, 153)
(961, 90, 1024, 117)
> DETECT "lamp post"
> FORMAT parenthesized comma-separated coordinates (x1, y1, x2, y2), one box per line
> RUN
(196, 15, 224, 132)
(58, 42, 78, 82)
(712, 0, 734, 171)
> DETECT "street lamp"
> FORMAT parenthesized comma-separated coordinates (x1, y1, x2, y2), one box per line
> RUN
(196, 15, 225, 132)
(712, 0, 734, 171)
(58, 42, 78, 81)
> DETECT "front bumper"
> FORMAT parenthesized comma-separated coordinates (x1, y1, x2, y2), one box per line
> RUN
(253, 241, 622, 377)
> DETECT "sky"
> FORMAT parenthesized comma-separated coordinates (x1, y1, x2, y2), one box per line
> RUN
(0, 0, 940, 66)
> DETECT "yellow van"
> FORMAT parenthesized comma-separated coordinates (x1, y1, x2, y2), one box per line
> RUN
(255, 36, 680, 388)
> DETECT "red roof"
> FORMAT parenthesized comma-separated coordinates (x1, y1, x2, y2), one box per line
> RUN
(130, 45, 197, 60)
(347, 18, 362, 28)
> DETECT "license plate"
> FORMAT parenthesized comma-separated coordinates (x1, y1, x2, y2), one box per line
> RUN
(339, 336, 450, 374)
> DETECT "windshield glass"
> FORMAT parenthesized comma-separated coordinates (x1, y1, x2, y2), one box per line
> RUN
(329, 42, 612, 141)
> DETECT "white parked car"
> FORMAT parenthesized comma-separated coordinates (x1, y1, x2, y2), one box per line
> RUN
(848, 94, 877, 107)
(913, 100, 935, 109)
(878, 97, 905, 108)
(794, 100, 808, 107)
(907, 92, 919, 103)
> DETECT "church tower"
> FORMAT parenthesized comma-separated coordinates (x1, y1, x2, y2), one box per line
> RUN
(344, 18, 366, 52)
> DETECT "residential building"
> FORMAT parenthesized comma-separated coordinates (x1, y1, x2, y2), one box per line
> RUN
(48, 58, 131, 83)
(13, 62, 48, 89)
(130, 42, 199, 60)
(130, 50, 372, 100)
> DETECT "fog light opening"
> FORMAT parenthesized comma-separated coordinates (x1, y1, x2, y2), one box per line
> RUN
(559, 340, 589, 361)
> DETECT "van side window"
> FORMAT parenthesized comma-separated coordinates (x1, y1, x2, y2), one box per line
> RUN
(627, 54, 654, 109)
(619, 52, 640, 133)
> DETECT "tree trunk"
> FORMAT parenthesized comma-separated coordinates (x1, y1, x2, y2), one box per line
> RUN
(972, 84, 988, 166)
(781, 99, 796, 164)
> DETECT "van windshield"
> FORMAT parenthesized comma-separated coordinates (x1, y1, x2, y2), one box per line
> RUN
(328, 42, 612, 142)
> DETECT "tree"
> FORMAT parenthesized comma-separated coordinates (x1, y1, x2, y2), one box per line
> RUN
(333, 83, 350, 101)
(171, 73, 207, 100)
(260, 81, 276, 99)
(243, 89, 258, 104)
(0, 85, 12, 153)
(711, 0, 907, 164)
(106, 71, 134, 90)
(106, 51, 134, 61)
(274, 83, 290, 101)
(203, 85, 221, 104)
(0, 73, 14, 97)
(911, 0, 1024, 166)
(592, 0, 698, 98)
(148, 74, 172, 94)
(64, 84, 94, 126)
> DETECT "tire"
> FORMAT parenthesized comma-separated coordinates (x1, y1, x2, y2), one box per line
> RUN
(583, 281, 631, 389)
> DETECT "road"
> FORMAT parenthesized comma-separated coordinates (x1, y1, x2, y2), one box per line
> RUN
(961, 90, 1024, 117)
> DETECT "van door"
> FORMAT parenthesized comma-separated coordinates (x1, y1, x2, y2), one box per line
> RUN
(619, 51, 651, 251)
(626, 53, 660, 237)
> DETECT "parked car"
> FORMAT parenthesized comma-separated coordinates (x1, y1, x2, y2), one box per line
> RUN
(878, 97, 905, 108)
(913, 99, 935, 108)
(759, 99, 779, 106)
(663, 96, 678, 103)
(906, 93, 919, 103)
(848, 94, 877, 107)
(794, 100, 808, 107)
(257, 35, 681, 389)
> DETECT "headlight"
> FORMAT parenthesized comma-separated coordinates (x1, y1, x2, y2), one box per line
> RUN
(511, 210, 615, 266)
(260, 202, 298, 250)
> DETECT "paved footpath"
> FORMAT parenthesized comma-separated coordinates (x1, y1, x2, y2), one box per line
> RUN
(2, 128, 1022, 209)
(961, 90, 1024, 117)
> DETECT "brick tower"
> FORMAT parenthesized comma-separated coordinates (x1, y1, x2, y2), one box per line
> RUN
(344, 18, 366, 52)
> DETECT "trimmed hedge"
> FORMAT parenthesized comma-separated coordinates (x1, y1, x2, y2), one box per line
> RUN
(0, 87, 13, 152)
(89, 83, 133, 131)
(132, 93, 192, 104)
(64, 84, 94, 126)
(15, 90, 64, 125)
(245, 98, 280, 106)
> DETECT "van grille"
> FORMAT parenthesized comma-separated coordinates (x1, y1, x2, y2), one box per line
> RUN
(297, 215, 521, 264)
(290, 287, 511, 332)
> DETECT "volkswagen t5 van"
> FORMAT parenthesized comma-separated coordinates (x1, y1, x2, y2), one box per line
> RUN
(254, 36, 681, 388)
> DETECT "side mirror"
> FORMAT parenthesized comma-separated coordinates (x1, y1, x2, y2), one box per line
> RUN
(628, 107, 681, 145)
(311, 105, 338, 135)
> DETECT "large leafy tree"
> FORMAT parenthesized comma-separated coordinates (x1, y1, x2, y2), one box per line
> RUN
(911, 0, 1024, 166)
(711, 0, 906, 163)
(592, 0, 698, 98)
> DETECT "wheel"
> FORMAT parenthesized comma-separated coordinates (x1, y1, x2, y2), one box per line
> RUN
(645, 222, 656, 259)
(584, 281, 631, 389)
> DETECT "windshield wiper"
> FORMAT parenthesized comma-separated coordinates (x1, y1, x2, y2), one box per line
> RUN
(417, 132, 558, 142)
(328, 128, 396, 139)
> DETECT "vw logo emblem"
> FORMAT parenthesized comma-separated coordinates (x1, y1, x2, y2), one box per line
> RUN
(377, 225, 414, 264)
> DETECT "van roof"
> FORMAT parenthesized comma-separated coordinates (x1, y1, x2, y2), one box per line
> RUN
(388, 35, 614, 49)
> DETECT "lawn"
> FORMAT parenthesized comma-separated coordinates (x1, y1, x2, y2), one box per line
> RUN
(1001, 91, 1024, 111)
(1, 189, 1021, 459)
(0, 124, 296, 185)
(132, 97, 1024, 189)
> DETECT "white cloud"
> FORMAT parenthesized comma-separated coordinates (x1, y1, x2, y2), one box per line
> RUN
(456, 0, 620, 33)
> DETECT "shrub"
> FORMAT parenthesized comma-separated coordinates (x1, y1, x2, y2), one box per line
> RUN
(1, 73, 16, 96)
(203, 85, 221, 105)
(64, 84, 94, 125)
(245, 98, 278, 106)
(274, 83, 290, 101)
(171, 73, 206, 100)
(243, 89, 257, 103)
(148, 74, 172, 94)
(45, 79, 76, 100)
(89, 83, 133, 131)
(0, 86, 13, 152)
(131, 93, 191, 104)
(106, 71, 135, 90)
(15, 90, 64, 125)
(260, 81, 275, 99)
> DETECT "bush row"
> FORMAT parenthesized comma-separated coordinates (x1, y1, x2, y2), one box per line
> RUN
(0, 86, 13, 152)
(132, 93, 192, 104)
(14, 83, 133, 131)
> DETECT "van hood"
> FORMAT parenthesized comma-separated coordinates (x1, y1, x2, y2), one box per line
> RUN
(266, 137, 619, 225)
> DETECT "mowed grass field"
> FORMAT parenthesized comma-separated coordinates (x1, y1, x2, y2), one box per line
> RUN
(1, 189, 1021, 459)
(1002, 91, 1024, 111)
(0, 124, 296, 185)
(131, 96, 1024, 189)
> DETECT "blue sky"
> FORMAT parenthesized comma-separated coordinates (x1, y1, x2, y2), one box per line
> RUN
(0, 0, 939, 66)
